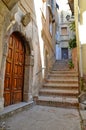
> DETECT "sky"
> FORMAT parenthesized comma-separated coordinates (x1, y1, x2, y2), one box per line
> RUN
(56, 0, 70, 11)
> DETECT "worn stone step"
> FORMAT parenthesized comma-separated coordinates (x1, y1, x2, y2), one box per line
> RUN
(50, 70, 78, 74)
(48, 73, 78, 77)
(46, 81, 78, 84)
(47, 77, 78, 80)
(45, 79, 78, 84)
(0, 101, 34, 120)
(52, 68, 70, 71)
(52, 67, 75, 70)
(39, 89, 79, 97)
(43, 83, 79, 90)
(52, 61, 69, 70)
(36, 96, 79, 108)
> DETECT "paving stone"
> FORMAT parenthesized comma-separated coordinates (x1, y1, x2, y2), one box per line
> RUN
(0, 105, 81, 130)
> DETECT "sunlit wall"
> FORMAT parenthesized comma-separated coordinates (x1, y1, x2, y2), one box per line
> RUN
(75, 0, 86, 75)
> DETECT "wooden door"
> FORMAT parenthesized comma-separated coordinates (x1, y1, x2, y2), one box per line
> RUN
(4, 34, 25, 106)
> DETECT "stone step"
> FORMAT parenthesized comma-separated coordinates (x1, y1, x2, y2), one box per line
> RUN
(48, 73, 78, 77)
(45, 79, 78, 84)
(52, 67, 69, 70)
(39, 89, 79, 97)
(43, 83, 79, 90)
(53, 67, 70, 71)
(0, 101, 34, 120)
(45, 76, 78, 81)
(50, 70, 78, 74)
(36, 96, 79, 108)
(52, 63, 69, 70)
(48, 77, 78, 80)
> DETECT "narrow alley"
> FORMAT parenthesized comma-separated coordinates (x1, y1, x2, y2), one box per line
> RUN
(0, 0, 86, 130)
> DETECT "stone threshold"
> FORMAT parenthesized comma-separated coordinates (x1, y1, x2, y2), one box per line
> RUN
(0, 101, 34, 120)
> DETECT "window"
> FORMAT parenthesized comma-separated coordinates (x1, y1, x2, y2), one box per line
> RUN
(61, 27, 67, 35)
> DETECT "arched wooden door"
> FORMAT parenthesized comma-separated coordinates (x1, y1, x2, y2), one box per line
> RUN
(4, 34, 25, 106)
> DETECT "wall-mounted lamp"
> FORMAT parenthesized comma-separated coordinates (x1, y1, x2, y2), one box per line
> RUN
(66, 15, 70, 21)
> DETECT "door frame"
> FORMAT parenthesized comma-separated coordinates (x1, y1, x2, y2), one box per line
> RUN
(61, 48, 68, 59)
(4, 33, 26, 106)
(2, 31, 34, 106)
(0, 20, 34, 109)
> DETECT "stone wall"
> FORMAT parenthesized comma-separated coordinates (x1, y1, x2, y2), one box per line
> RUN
(0, 0, 56, 110)
(0, 0, 41, 110)
(0, 0, 10, 110)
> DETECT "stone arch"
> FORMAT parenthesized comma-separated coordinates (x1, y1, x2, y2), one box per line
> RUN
(0, 22, 34, 107)
(6, 22, 33, 51)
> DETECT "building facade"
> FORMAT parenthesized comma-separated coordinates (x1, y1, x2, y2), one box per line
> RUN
(68, 0, 86, 105)
(56, 9, 72, 60)
(73, 0, 86, 91)
(0, 0, 58, 110)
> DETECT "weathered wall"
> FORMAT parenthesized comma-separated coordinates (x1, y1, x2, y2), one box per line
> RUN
(74, 0, 86, 92)
(0, 0, 42, 110)
(82, 44, 86, 74)
(79, 0, 86, 76)
(0, 0, 10, 110)
(77, 0, 86, 77)
(0, 0, 57, 110)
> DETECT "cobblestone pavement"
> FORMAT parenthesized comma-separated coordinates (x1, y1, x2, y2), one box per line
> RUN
(0, 105, 81, 130)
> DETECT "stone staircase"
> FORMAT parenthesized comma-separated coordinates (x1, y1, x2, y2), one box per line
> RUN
(36, 60, 79, 108)
(52, 60, 69, 71)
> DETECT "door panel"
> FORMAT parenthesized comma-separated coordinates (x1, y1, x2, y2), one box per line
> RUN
(62, 48, 68, 59)
(4, 36, 13, 106)
(4, 34, 25, 106)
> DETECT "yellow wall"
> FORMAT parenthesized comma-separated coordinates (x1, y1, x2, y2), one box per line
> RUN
(74, 0, 86, 76)
(82, 44, 86, 74)
(79, 0, 86, 75)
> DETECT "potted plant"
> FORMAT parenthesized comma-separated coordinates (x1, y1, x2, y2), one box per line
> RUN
(69, 35, 76, 49)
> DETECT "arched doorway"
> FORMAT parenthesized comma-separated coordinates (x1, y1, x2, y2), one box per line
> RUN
(4, 33, 25, 106)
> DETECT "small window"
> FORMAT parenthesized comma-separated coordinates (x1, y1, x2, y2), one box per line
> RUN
(61, 27, 67, 35)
